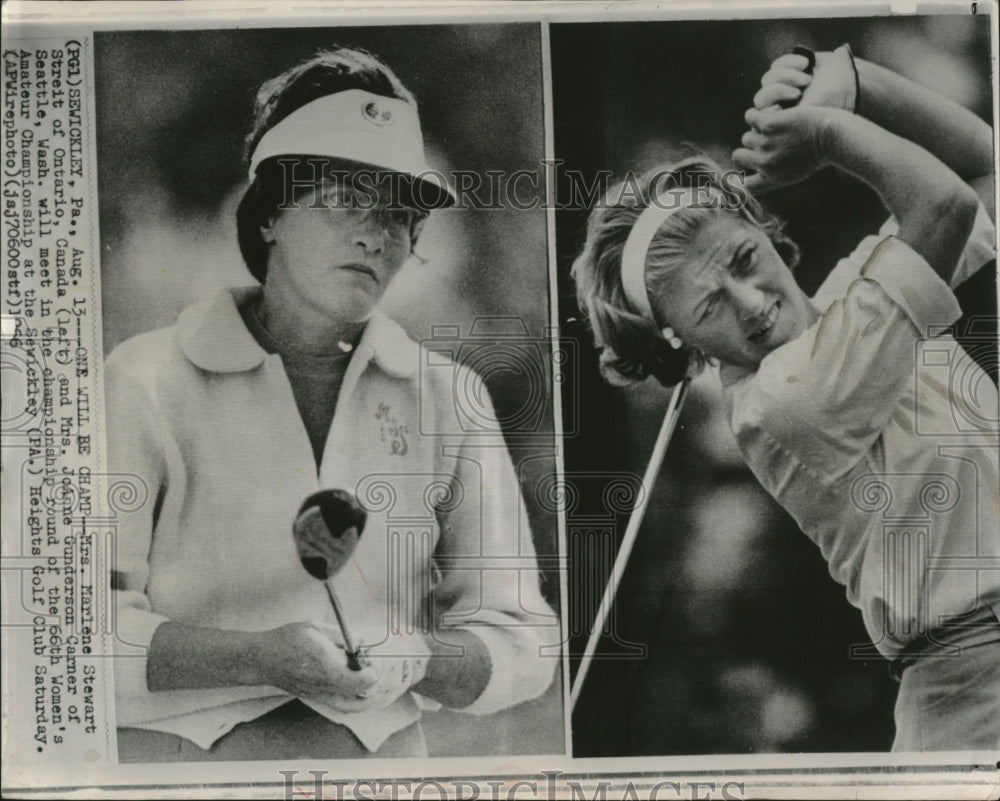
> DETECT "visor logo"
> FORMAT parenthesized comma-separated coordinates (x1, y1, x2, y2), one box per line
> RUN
(362, 100, 394, 126)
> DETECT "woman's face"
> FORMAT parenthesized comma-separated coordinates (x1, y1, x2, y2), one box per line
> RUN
(652, 215, 815, 369)
(262, 176, 423, 323)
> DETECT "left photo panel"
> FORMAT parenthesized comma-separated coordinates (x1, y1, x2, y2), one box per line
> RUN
(96, 23, 562, 765)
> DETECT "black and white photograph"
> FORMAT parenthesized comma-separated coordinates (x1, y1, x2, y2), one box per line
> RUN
(2, 2, 1000, 799)
(554, 14, 999, 756)
(95, 23, 564, 763)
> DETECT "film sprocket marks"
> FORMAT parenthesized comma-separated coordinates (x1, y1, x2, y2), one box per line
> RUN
(2, 1, 998, 799)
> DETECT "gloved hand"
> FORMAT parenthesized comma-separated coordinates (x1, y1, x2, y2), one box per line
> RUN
(753, 44, 859, 114)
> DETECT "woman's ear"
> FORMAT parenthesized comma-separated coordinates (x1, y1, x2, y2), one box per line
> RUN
(409, 215, 427, 247)
(259, 213, 278, 244)
(771, 230, 801, 272)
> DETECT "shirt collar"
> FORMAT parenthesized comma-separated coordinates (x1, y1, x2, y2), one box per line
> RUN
(177, 287, 418, 379)
(719, 362, 753, 389)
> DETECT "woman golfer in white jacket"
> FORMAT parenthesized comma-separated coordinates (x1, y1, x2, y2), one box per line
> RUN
(108, 46, 557, 762)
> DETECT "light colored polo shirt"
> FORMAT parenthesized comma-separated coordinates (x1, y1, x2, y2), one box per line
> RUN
(722, 207, 999, 660)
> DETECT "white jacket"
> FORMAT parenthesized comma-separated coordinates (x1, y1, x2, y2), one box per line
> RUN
(107, 287, 559, 750)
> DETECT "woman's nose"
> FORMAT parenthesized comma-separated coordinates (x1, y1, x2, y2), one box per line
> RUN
(727, 279, 768, 322)
(354, 213, 387, 254)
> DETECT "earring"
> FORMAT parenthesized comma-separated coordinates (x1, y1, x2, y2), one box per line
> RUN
(661, 327, 683, 350)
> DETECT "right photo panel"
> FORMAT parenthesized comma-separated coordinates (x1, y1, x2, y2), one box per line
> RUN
(553, 13, 998, 756)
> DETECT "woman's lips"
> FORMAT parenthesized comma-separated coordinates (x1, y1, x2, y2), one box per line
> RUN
(339, 263, 378, 282)
(748, 302, 779, 345)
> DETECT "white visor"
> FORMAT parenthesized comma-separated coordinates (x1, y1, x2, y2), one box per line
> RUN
(248, 89, 455, 207)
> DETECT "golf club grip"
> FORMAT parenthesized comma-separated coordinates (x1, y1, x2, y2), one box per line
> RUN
(792, 45, 816, 76)
(777, 46, 816, 109)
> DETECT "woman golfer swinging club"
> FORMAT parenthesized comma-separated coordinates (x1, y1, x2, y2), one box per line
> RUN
(572, 45, 999, 751)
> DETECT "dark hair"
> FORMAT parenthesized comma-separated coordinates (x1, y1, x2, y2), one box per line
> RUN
(236, 47, 416, 283)
(571, 156, 800, 387)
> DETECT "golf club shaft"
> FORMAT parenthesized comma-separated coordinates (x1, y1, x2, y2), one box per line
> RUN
(570, 378, 690, 711)
(324, 581, 365, 671)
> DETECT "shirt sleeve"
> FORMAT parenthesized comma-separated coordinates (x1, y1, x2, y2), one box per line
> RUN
(742, 236, 962, 483)
(814, 205, 996, 310)
(104, 343, 171, 706)
(810, 217, 900, 312)
(950, 201, 997, 288)
(428, 371, 559, 715)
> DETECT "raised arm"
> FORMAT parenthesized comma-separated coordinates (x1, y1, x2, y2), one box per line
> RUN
(754, 46, 995, 216)
(733, 104, 979, 284)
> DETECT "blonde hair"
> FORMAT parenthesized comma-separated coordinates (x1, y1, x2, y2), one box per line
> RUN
(570, 157, 799, 387)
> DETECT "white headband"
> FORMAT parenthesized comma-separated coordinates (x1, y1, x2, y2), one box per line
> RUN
(248, 89, 454, 204)
(620, 186, 723, 323)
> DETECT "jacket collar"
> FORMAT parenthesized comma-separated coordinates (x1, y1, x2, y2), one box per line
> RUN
(177, 287, 418, 379)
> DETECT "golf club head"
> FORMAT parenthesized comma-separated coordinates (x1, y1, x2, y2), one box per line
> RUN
(293, 488, 367, 580)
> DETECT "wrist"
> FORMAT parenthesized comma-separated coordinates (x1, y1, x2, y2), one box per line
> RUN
(242, 629, 275, 687)
(810, 107, 842, 170)
(838, 44, 860, 115)
(415, 629, 491, 708)
(407, 634, 431, 688)
(146, 622, 272, 691)
(848, 50, 861, 115)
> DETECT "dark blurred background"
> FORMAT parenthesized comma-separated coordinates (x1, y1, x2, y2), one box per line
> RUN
(553, 14, 995, 755)
(94, 24, 563, 758)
